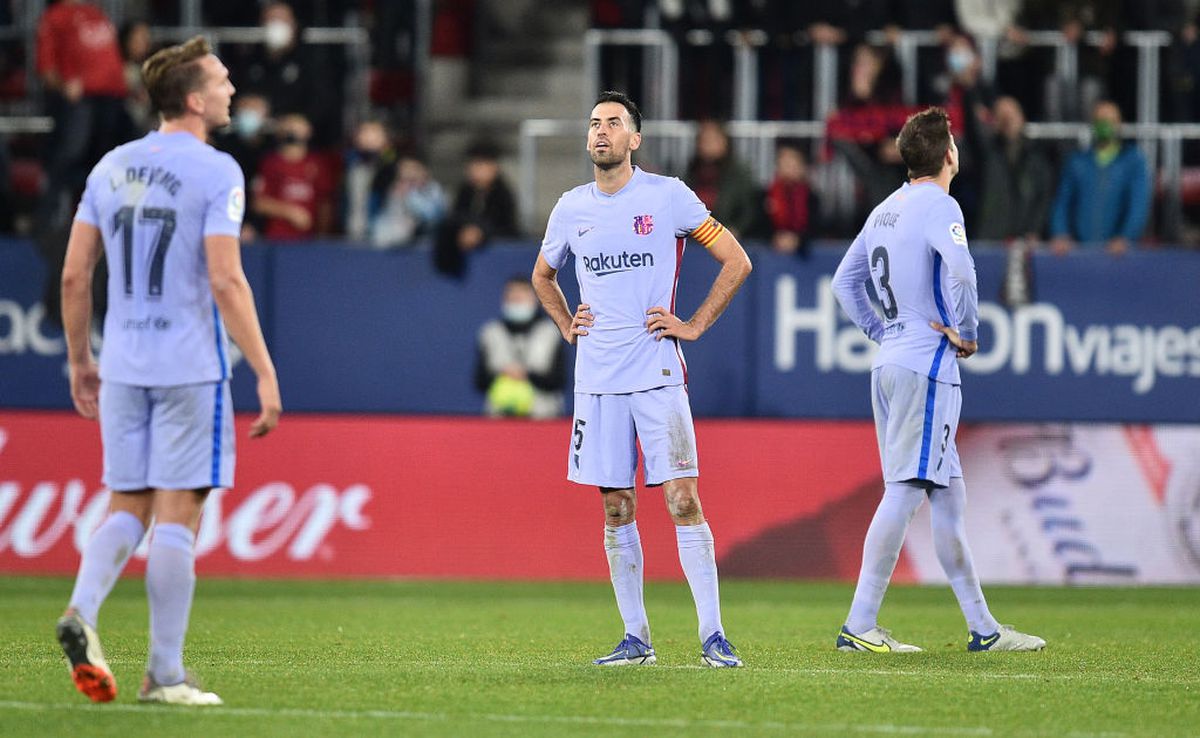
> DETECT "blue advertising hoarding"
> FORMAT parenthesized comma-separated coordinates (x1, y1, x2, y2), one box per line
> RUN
(2, 238, 1197, 422)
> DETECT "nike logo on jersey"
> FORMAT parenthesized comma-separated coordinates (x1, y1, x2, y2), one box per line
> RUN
(578, 226, 595, 237)
(675, 458, 694, 468)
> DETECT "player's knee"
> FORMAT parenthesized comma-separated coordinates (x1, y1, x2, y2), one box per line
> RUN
(666, 490, 702, 523)
(602, 489, 636, 524)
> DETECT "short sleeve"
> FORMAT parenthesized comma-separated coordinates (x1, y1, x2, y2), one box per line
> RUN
(73, 162, 104, 227)
(540, 195, 571, 270)
(204, 154, 246, 238)
(670, 178, 710, 237)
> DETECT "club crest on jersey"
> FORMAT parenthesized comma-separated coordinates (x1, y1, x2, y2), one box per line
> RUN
(950, 222, 968, 246)
(632, 214, 654, 236)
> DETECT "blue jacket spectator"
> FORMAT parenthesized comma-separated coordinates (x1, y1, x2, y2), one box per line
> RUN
(1049, 101, 1151, 255)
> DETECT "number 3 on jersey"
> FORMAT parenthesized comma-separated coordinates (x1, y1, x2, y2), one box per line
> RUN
(869, 246, 899, 320)
(113, 205, 177, 299)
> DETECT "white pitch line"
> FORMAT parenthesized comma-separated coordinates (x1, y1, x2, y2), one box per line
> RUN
(56, 658, 1193, 685)
(0, 700, 1139, 738)
(0, 700, 1028, 737)
(653, 664, 1190, 684)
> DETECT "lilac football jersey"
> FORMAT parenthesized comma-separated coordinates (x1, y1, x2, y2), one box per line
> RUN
(831, 181, 979, 385)
(541, 167, 711, 394)
(75, 130, 245, 387)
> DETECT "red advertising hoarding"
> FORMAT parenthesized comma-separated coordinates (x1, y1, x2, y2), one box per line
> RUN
(0, 412, 890, 581)
(8, 413, 1195, 583)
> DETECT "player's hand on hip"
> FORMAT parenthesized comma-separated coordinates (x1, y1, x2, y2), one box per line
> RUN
(930, 321, 977, 358)
(646, 307, 700, 342)
(567, 303, 593, 344)
(69, 361, 100, 420)
(251, 374, 282, 438)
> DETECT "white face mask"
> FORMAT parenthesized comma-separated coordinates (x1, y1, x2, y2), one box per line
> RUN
(264, 20, 294, 51)
(501, 302, 537, 324)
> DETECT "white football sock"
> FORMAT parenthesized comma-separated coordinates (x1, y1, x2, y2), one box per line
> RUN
(146, 523, 196, 686)
(845, 481, 926, 634)
(930, 478, 1001, 635)
(676, 522, 723, 643)
(604, 522, 650, 644)
(68, 510, 145, 627)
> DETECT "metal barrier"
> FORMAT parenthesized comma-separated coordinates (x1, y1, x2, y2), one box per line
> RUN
(583, 29, 679, 120)
(587, 28, 1173, 131)
(518, 117, 1200, 236)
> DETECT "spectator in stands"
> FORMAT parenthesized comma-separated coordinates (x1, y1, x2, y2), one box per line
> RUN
(35, 0, 129, 231)
(343, 119, 396, 242)
(974, 96, 1054, 242)
(216, 93, 274, 241)
(826, 44, 911, 232)
(685, 120, 763, 239)
(371, 154, 447, 249)
(475, 276, 565, 419)
(434, 142, 519, 278)
(954, 1, 1028, 119)
(233, 1, 339, 147)
(934, 33, 995, 225)
(252, 113, 335, 241)
(765, 141, 820, 256)
(1018, 1, 1119, 121)
(1049, 100, 1151, 255)
(119, 20, 154, 134)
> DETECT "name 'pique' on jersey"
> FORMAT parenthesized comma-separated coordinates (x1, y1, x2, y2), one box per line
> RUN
(541, 166, 715, 394)
(74, 130, 245, 388)
(831, 181, 979, 386)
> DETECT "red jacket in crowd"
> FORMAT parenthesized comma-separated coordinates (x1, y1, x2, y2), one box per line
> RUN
(36, 1, 127, 98)
(254, 153, 335, 241)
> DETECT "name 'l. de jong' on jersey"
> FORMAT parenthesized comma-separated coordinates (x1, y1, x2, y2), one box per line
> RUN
(541, 167, 722, 394)
(831, 181, 979, 386)
(74, 130, 245, 388)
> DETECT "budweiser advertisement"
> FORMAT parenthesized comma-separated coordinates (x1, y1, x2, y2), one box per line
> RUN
(2, 412, 1197, 584)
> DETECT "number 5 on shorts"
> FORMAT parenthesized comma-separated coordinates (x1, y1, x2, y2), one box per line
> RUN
(573, 419, 586, 468)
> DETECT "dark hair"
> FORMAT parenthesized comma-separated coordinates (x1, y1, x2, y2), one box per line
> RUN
(504, 275, 532, 289)
(896, 107, 952, 179)
(594, 91, 642, 132)
(465, 140, 501, 162)
(142, 35, 212, 120)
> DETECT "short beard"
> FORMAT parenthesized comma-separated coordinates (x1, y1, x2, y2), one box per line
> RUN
(590, 149, 626, 170)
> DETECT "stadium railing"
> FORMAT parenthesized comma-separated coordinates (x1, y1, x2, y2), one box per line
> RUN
(518, 118, 1200, 238)
(586, 28, 1172, 128)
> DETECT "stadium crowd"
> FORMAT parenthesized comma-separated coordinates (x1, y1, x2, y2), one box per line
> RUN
(1, 0, 1198, 272)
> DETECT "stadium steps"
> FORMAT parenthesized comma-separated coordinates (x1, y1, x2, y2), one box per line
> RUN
(427, 1, 588, 232)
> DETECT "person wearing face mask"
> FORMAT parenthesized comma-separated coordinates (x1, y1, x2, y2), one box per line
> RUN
(232, 1, 338, 147)
(215, 94, 273, 241)
(343, 120, 396, 241)
(1049, 100, 1152, 255)
(251, 113, 335, 240)
(474, 277, 566, 419)
(935, 35, 994, 229)
(370, 153, 447, 248)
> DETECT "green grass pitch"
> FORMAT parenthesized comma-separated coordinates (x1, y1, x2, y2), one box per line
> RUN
(1, 577, 1197, 737)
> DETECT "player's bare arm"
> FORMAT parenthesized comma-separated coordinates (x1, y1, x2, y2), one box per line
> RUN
(204, 234, 281, 437)
(61, 220, 104, 420)
(930, 321, 978, 358)
(532, 253, 592, 344)
(646, 229, 752, 342)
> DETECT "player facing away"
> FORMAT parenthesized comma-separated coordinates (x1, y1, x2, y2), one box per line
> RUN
(532, 92, 753, 667)
(55, 36, 281, 704)
(830, 107, 1043, 653)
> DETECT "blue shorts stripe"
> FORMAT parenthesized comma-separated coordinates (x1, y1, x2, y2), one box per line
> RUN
(916, 374, 939, 479)
(211, 382, 223, 488)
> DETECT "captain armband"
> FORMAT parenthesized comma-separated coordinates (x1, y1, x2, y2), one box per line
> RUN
(689, 216, 725, 248)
